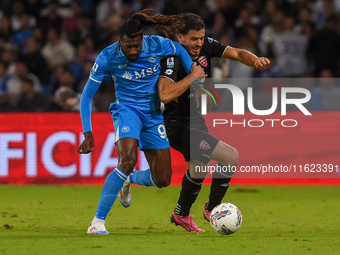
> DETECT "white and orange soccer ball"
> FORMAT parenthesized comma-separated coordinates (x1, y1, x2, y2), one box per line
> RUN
(210, 203, 242, 235)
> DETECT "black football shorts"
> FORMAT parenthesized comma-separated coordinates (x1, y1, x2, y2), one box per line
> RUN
(165, 121, 219, 164)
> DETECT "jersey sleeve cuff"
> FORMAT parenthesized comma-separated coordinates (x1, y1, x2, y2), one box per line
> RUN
(159, 75, 175, 82)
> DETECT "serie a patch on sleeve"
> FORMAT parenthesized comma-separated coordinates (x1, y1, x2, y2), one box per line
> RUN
(167, 57, 174, 68)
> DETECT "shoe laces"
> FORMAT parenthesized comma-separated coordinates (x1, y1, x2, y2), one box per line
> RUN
(182, 215, 200, 231)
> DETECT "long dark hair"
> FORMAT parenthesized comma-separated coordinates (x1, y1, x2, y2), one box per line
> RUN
(120, 9, 186, 38)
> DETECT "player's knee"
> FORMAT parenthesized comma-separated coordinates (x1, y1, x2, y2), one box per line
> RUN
(118, 155, 138, 173)
(221, 147, 239, 167)
(153, 172, 172, 188)
(230, 148, 239, 166)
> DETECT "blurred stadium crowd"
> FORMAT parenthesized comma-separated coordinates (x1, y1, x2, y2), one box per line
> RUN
(0, 0, 339, 112)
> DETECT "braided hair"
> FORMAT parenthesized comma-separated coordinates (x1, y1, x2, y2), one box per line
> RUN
(120, 9, 185, 39)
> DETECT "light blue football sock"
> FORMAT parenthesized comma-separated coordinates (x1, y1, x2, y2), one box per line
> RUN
(129, 169, 158, 187)
(95, 167, 127, 220)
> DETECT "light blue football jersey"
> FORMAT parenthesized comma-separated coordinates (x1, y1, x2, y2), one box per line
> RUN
(89, 35, 177, 111)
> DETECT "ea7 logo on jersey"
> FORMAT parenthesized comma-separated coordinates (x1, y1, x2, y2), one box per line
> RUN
(119, 64, 127, 69)
(198, 56, 208, 67)
(92, 63, 98, 73)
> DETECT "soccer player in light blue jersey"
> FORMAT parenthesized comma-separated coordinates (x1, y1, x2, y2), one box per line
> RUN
(77, 10, 206, 234)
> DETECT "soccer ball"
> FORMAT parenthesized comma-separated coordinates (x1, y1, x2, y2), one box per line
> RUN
(210, 203, 242, 235)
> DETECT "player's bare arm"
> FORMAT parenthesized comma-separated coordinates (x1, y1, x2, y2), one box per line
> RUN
(77, 131, 94, 154)
(223, 47, 270, 70)
(158, 63, 206, 104)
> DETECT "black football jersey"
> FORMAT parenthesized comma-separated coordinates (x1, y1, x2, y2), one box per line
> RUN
(160, 37, 228, 123)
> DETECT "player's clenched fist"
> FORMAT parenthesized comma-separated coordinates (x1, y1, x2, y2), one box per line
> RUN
(190, 63, 207, 80)
(77, 131, 94, 154)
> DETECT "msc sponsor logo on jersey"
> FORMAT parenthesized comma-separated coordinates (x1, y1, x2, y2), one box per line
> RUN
(167, 57, 174, 68)
(120, 63, 160, 80)
(122, 71, 133, 80)
(121, 126, 130, 133)
(148, 56, 156, 63)
(198, 56, 208, 67)
(134, 63, 160, 79)
(165, 69, 173, 75)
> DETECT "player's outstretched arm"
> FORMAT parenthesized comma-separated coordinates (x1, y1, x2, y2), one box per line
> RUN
(222, 47, 270, 70)
(158, 63, 206, 104)
(77, 78, 101, 154)
(172, 41, 194, 74)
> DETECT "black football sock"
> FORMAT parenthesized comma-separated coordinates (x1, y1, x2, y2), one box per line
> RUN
(206, 167, 232, 211)
(174, 170, 203, 217)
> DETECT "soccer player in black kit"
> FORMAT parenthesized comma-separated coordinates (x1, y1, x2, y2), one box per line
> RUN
(158, 13, 270, 232)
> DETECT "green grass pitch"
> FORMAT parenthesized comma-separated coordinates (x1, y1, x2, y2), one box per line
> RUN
(0, 185, 339, 255)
